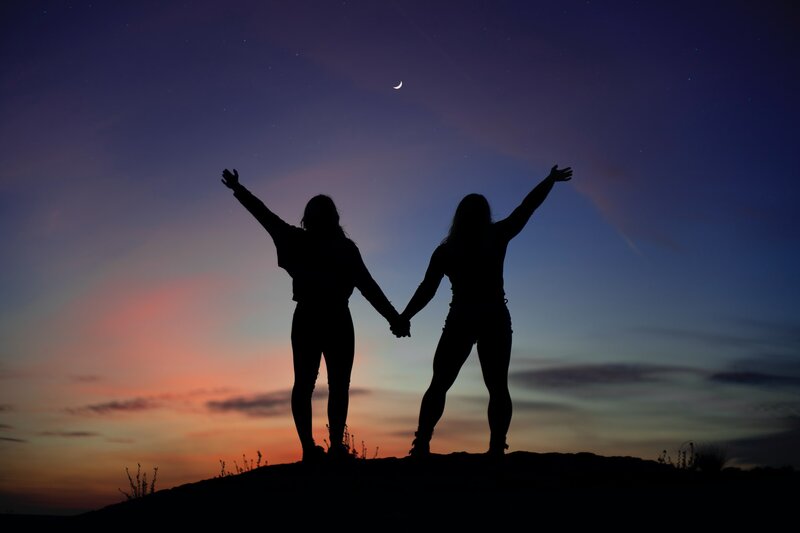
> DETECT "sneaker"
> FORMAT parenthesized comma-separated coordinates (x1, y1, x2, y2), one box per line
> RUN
(302, 445, 326, 464)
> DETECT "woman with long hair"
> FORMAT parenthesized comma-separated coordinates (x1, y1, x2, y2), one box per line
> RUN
(221, 169, 409, 462)
(400, 165, 572, 456)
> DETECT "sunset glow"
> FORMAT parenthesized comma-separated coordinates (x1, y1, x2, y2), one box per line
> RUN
(1, 1, 798, 514)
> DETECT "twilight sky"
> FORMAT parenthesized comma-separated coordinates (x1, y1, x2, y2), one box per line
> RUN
(1, 0, 799, 514)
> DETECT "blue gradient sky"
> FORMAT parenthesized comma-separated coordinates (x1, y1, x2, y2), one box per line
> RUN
(1, 1, 799, 514)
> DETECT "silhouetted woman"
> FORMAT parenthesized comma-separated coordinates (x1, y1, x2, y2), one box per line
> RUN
(221, 169, 408, 462)
(400, 165, 572, 456)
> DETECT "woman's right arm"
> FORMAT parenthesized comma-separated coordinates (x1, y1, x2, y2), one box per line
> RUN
(221, 168, 290, 237)
(400, 246, 446, 321)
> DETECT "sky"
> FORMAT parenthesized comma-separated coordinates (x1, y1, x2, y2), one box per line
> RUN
(1, 0, 799, 514)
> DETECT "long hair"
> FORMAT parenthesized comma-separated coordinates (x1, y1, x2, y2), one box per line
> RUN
(443, 193, 492, 246)
(301, 194, 347, 238)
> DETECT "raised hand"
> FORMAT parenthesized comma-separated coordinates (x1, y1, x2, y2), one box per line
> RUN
(547, 165, 572, 182)
(221, 168, 240, 189)
(390, 316, 411, 338)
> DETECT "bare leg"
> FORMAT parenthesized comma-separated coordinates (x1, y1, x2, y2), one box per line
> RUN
(323, 308, 355, 448)
(477, 309, 513, 452)
(415, 324, 475, 446)
(291, 306, 322, 451)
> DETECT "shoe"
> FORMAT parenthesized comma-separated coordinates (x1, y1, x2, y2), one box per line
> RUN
(487, 439, 508, 458)
(302, 445, 326, 464)
(408, 432, 431, 457)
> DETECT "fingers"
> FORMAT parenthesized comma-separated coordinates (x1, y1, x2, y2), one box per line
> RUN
(390, 320, 411, 338)
(551, 165, 573, 181)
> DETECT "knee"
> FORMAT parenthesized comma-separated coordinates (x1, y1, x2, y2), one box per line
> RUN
(426, 376, 453, 397)
(487, 383, 511, 400)
(327, 376, 350, 396)
(293, 378, 316, 396)
(485, 379, 511, 397)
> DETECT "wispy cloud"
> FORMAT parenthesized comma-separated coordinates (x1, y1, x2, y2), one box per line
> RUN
(0, 404, 12, 412)
(39, 431, 100, 438)
(709, 355, 800, 389)
(0, 424, 14, 430)
(710, 372, 800, 389)
(728, 416, 800, 468)
(207, 390, 291, 417)
(511, 363, 694, 389)
(0, 437, 26, 443)
(68, 397, 159, 415)
(207, 388, 370, 418)
(71, 375, 102, 383)
(462, 393, 577, 413)
(513, 399, 581, 413)
(67, 388, 234, 415)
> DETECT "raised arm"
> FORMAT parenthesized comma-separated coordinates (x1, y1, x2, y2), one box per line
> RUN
(400, 246, 446, 322)
(495, 164, 572, 240)
(221, 168, 291, 238)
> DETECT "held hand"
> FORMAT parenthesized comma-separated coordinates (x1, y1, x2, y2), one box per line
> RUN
(547, 165, 572, 182)
(390, 316, 411, 338)
(221, 168, 240, 189)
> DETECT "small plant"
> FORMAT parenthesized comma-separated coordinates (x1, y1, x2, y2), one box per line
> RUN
(323, 424, 379, 460)
(678, 441, 695, 469)
(218, 450, 264, 477)
(657, 441, 728, 472)
(119, 463, 158, 500)
(693, 443, 729, 473)
(658, 441, 694, 469)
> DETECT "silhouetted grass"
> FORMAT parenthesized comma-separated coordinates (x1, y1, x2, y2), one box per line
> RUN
(324, 424, 379, 459)
(218, 450, 264, 477)
(658, 441, 695, 469)
(119, 463, 158, 500)
(657, 441, 729, 473)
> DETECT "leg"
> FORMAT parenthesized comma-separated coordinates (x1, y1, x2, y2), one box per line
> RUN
(476, 308, 513, 452)
(322, 308, 355, 448)
(416, 323, 475, 443)
(291, 306, 323, 451)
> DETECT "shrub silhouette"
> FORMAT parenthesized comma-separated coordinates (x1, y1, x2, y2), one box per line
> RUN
(119, 463, 158, 500)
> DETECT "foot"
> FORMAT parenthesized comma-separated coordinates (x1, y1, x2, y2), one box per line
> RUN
(302, 445, 326, 464)
(487, 439, 508, 458)
(327, 443, 355, 462)
(408, 435, 431, 457)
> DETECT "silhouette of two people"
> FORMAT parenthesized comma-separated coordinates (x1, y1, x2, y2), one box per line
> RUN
(221, 164, 571, 461)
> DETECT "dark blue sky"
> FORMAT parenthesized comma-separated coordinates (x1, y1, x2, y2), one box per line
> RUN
(1, 1, 798, 513)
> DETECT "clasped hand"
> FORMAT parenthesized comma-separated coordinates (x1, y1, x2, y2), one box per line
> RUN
(390, 315, 411, 338)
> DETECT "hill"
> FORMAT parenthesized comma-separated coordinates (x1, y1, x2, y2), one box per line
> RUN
(3, 451, 797, 525)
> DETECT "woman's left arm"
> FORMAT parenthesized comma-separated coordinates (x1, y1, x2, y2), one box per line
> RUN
(495, 164, 572, 240)
(353, 247, 406, 334)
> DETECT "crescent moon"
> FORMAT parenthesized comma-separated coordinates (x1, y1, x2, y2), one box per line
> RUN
(393, 81, 403, 90)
